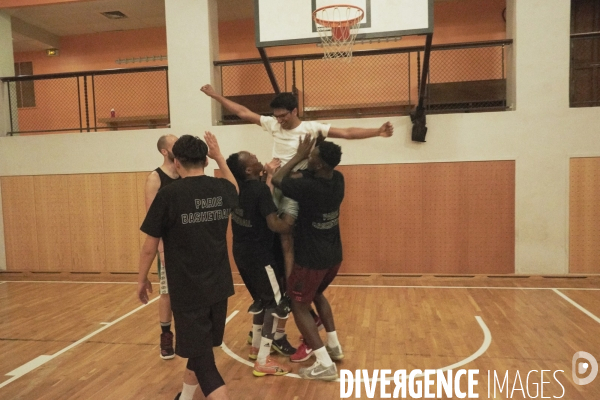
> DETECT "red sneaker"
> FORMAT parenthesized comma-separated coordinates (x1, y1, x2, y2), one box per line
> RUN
(290, 341, 314, 363)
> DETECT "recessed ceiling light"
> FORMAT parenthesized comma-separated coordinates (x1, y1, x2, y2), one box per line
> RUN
(101, 11, 128, 19)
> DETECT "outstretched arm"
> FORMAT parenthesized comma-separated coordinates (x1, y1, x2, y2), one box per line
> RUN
(201, 84, 261, 125)
(272, 134, 315, 188)
(204, 131, 239, 194)
(328, 121, 394, 139)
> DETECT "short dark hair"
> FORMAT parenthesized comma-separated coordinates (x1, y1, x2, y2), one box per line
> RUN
(172, 135, 208, 167)
(317, 141, 342, 169)
(270, 93, 297, 111)
(226, 152, 246, 183)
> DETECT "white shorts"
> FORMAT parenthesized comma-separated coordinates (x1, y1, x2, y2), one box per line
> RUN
(157, 254, 169, 295)
(272, 187, 299, 218)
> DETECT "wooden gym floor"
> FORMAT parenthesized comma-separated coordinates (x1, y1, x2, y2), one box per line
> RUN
(0, 274, 599, 400)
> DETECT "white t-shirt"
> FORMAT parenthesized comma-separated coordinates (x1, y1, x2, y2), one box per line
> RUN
(260, 116, 331, 169)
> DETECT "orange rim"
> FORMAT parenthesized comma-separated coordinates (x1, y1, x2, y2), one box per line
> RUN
(312, 4, 364, 28)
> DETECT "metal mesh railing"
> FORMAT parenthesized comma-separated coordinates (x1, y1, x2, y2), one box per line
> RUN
(1, 66, 169, 135)
(302, 52, 411, 118)
(425, 43, 507, 112)
(215, 40, 511, 123)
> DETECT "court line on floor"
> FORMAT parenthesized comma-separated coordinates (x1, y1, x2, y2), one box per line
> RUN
(552, 289, 600, 324)
(3, 281, 599, 291)
(0, 296, 160, 389)
(219, 311, 491, 382)
(0, 280, 153, 285)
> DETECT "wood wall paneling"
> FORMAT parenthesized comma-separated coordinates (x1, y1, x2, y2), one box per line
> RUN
(34, 175, 72, 271)
(136, 171, 157, 273)
(570, 157, 600, 273)
(1, 162, 517, 275)
(338, 161, 515, 274)
(1, 176, 39, 271)
(68, 174, 106, 272)
(466, 161, 515, 274)
(101, 173, 141, 273)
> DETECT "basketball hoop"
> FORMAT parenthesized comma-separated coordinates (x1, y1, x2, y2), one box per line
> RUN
(313, 4, 364, 62)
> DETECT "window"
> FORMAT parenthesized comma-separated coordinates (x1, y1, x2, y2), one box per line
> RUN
(570, 0, 600, 107)
(14, 61, 36, 108)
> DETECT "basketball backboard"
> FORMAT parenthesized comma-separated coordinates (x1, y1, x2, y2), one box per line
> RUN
(255, 0, 433, 48)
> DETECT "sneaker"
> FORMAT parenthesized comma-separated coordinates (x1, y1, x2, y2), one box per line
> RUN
(160, 331, 175, 360)
(252, 356, 290, 377)
(272, 334, 297, 356)
(298, 360, 338, 381)
(248, 299, 263, 314)
(249, 346, 259, 360)
(272, 294, 291, 319)
(290, 341, 313, 363)
(247, 330, 253, 345)
(326, 344, 344, 361)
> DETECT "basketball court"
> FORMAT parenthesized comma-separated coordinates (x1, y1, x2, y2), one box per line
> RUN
(0, 275, 599, 399)
(1, 0, 599, 399)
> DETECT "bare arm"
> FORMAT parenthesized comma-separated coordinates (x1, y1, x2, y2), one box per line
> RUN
(144, 172, 161, 211)
(144, 172, 165, 258)
(138, 235, 160, 304)
(328, 121, 394, 139)
(272, 134, 315, 188)
(201, 84, 261, 125)
(205, 131, 239, 194)
(266, 213, 292, 234)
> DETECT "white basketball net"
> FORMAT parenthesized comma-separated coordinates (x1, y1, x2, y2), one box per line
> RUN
(313, 6, 364, 62)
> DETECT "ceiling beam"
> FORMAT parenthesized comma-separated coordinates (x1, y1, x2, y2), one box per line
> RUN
(11, 16, 59, 49)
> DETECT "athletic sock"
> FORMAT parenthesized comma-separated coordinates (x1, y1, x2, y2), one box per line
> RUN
(160, 321, 171, 334)
(313, 346, 333, 367)
(252, 324, 263, 348)
(179, 383, 198, 400)
(257, 337, 273, 365)
(326, 331, 340, 348)
(274, 327, 285, 340)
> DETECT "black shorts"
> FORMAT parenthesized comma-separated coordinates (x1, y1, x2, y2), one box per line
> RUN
(234, 252, 283, 309)
(172, 299, 228, 359)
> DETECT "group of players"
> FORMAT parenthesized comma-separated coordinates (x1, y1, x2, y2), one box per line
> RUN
(136, 85, 393, 400)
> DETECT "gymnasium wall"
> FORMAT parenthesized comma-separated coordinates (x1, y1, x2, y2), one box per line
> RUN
(0, 0, 600, 275)
(0, 160, 515, 276)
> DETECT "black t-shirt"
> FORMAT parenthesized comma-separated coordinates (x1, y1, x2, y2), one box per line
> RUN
(280, 170, 344, 270)
(231, 179, 278, 266)
(140, 175, 239, 311)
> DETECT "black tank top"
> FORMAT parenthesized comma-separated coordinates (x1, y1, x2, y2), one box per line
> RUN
(155, 167, 179, 189)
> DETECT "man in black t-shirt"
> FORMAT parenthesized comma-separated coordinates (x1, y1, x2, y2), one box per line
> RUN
(272, 135, 345, 382)
(226, 151, 293, 377)
(138, 132, 238, 400)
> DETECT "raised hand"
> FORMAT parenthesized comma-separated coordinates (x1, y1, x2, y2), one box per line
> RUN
(200, 84, 217, 97)
(264, 158, 281, 175)
(297, 134, 316, 160)
(204, 131, 222, 160)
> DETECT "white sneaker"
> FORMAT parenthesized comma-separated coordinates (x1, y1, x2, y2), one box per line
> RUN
(298, 360, 338, 381)
(326, 344, 344, 361)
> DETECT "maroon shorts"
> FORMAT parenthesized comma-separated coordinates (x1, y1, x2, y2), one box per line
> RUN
(287, 262, 341, 304)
